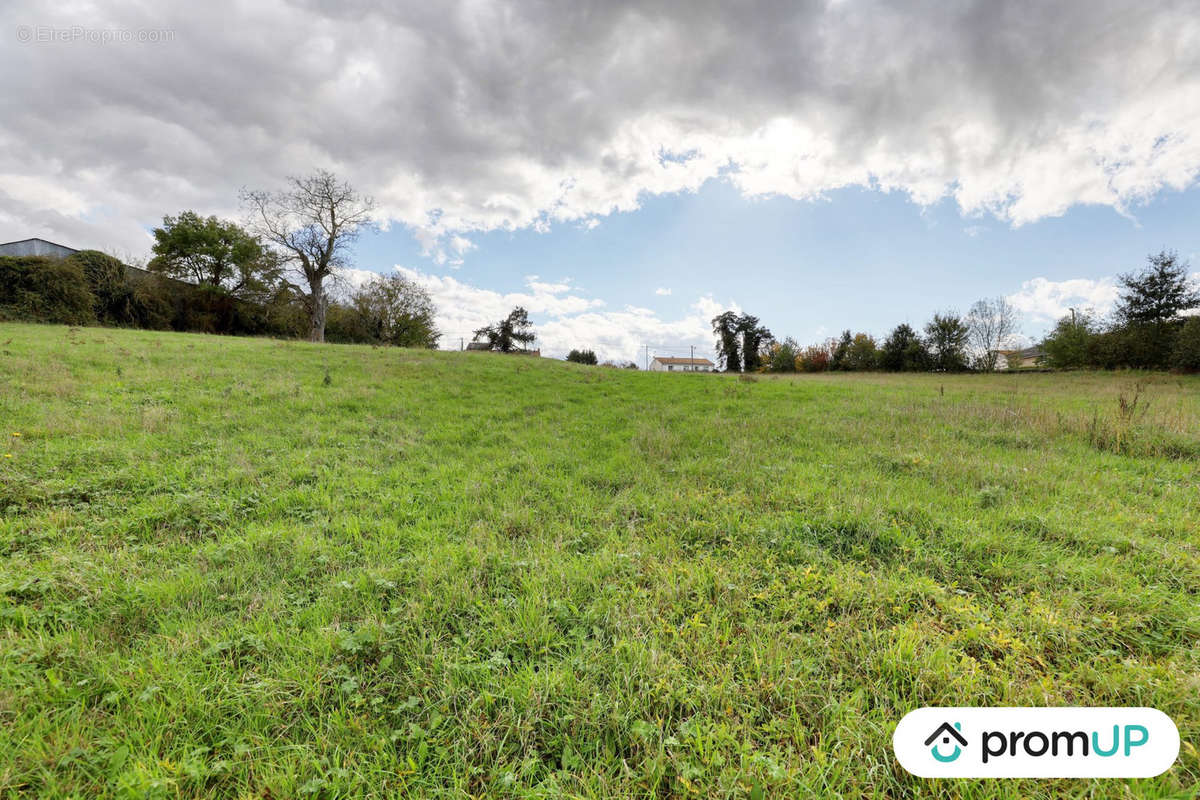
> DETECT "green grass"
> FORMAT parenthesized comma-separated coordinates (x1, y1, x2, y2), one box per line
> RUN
(1, 322, 1197, 798)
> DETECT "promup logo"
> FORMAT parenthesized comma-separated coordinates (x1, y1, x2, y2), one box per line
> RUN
(924, 722, 967, 763)
(894, 708, 1179, 778)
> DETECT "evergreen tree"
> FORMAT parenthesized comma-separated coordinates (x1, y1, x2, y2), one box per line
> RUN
(473, 307, 536, 352)
(1116, 250, 1199, 325)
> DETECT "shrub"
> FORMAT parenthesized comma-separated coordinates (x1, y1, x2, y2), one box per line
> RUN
(65, 250, 130, 322)
(1170, 316, 1200, 372)
(0, 255, 96, 324)
(128, 275, 176, 330)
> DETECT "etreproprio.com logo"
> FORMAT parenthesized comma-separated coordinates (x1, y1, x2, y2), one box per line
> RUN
(894, 708, 1179, 778)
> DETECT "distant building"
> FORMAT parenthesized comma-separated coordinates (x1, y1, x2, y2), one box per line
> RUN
(649, 356, 715, 372)
(0, 237, 78, 259)
(994, 346, 1045, 370)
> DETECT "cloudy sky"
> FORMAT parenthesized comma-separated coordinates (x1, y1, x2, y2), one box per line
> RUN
(3, 1, 1199, 361)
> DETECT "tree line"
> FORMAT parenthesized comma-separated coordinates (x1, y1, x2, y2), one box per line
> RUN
(0, 171, 440, 349)
(718, 251, 1198, 374)
(1039, 252, 1200, 371)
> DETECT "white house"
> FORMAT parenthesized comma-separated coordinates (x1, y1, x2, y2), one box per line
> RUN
(649, 356, 715, 372)
(993, 346, 1045, 370)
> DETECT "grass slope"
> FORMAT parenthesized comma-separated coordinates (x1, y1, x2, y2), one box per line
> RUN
(1, 322, 1197, 798)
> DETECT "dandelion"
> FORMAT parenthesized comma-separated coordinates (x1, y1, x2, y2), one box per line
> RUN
(10, 432, 19, 437)
(3, 453, 11, 458)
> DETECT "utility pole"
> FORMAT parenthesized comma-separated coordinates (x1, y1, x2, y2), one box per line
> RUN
(460, 337, 464, 351)
(644, 344, 650, 371)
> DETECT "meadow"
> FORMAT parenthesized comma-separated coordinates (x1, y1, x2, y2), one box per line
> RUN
(0, 322, 1197, 798)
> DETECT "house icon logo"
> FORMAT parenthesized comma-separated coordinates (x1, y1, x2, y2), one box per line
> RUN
(924, 722, 967, 763)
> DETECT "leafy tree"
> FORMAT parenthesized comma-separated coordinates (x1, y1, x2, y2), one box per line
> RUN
(1041, 308, 1097, 369)
(1115, 250, 1199, 326)
(243, 170, 375, 342)
(1170, 316, 1200, 372)
(924, 312, 971, 372)
(765, 337, 799, 372)
(566, 349, 599, 365)
(738, 314, 773, 372)
(829, 330, 853, 370)
(879, 323, 929, 371)
(349, 274, 439, 348)
(150, 211, 280, 300)
(966, 297, 1020, 371)
(844, 333, 879, 371)
(473, 306, 536, 352)
(711, 311, 742, 372)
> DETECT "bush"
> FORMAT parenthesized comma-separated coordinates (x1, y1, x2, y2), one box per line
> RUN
(1170, 316, 1200, 372)
(65, 250, 130, 323)
(128, 275, 176, 330)
(0, 255, 96, 324)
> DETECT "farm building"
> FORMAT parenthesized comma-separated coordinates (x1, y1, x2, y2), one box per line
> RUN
(649, 356, 715, 372)
(0, 237, 78, 259)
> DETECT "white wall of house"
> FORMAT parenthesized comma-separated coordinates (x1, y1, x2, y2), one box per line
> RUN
(649, 358, 714, 372)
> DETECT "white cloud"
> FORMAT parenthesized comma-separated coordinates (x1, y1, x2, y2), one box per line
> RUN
(1006, 277, 1121, 322)
(655, 287, 672, 296)
(1, 1, 1198, 259)
(394, 266, 730, 362)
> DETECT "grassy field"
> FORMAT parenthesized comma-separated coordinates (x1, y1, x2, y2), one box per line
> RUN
(1, 322, 1197, 799)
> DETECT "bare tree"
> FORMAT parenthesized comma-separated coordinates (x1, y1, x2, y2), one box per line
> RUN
(967, 297, 1020, 371)
(242, 170, 374, 342)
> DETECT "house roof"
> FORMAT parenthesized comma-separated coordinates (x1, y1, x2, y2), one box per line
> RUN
(652, 356, 714, 366)
(0, 237, 79, 252)
(997, 346, 1045, 359)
